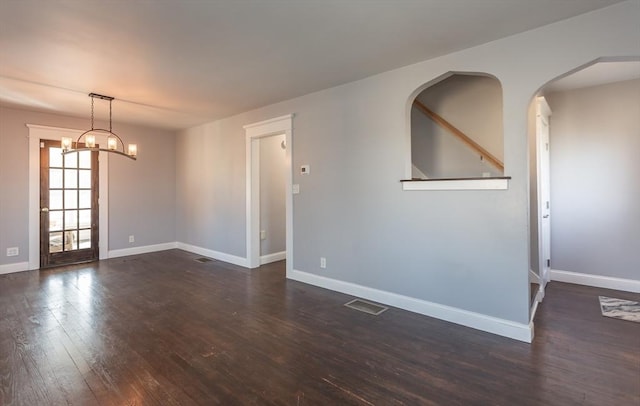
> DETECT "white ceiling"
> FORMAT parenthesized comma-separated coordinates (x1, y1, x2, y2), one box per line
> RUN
(0, 0, 625, 130)
(545, 61, 640, 92)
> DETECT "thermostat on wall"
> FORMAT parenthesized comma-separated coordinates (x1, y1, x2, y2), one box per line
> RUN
(301, 165, 310, 175)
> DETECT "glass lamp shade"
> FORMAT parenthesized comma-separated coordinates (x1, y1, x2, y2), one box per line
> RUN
(127, 144, 137, 157)
(107, 137, 117, 150)
(86, 134, 96, 148)
(61, 137, 72, 152)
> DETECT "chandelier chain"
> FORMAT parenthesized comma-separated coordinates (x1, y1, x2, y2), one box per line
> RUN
(90, 96, 95, 130)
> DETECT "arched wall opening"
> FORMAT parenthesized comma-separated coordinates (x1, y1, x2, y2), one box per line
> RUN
(408, 72, 504, 180)
(527, 56, 640, 313)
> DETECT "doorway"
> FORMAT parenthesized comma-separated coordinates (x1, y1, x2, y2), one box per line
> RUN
(538, 61, 640, 290)
(28, 125, 110, 270)
(536, 97, 552, 286)
(244, 115, 293, 274)
(529, 97, 552, 318)
(257, 134, 287, 265)
(39, 140, 99, 267)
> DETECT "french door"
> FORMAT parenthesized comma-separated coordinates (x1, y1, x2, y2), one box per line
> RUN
(40, 140, 99, 267)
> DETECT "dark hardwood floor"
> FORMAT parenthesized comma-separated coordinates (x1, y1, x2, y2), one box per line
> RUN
(1, 249, 638, 405)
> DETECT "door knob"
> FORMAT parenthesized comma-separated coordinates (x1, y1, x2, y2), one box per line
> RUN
(41, 207, 49, 212)
(543, 214, 549, 218)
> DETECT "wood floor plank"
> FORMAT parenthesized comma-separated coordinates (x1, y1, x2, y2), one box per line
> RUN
(48, 289, 186, 406)
(0, 249, 638, 405)
(1, 302, 58, 406)
(13, 298, 101, 406)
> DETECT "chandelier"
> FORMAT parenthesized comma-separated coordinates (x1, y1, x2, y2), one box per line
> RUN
(61, 93, 137, 160)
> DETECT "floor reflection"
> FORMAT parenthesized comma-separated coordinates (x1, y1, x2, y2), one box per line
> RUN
(43, 265, 100, 352)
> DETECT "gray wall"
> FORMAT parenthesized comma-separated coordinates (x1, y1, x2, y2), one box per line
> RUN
(175, 120, 246, 257)
(0, 105, 176, 265)
(175, 2, 639, 326)
(259, 134, 286, 256)
(412, 74, 503, 178)
(546, 79, 640, 280)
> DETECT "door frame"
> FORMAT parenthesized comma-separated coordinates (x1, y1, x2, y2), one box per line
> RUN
(244, 115, 293, 274)
(535, 97, 552, 286)
(28, 124, 110, 270)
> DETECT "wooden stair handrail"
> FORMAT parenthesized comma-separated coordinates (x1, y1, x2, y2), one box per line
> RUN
(413, 100, 504, 172)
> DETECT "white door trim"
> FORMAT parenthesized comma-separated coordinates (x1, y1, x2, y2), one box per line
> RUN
(244, 115, 294, 273)
(27, 124, 109, 270)
(535, 97, 552, 286)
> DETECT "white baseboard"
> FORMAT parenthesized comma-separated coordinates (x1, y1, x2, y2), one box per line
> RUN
(1, 242, 249, 274)
(108, 242, 178, 259)
(289, 269, 533, 343)
(0, 261, 30, 275)
(260, 251, 286, 265)
(542, 267, 550, 284)
(530, 299, 540, 323)
(550, 269, 640, 293)
(176, 242, 248, 267)
(529, 278, 546, 324)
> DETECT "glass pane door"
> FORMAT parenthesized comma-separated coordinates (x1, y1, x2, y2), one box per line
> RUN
(40, 140, 98, 267)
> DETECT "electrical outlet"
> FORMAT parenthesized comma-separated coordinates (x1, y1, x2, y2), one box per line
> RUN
(292, 184, 300, 194)
(129, 235, 135, 243)
(260, 230, 266, 240)
(320, 257, 326, 269)
(6, 247, 19, 257)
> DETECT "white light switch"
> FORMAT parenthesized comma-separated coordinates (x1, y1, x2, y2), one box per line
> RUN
(292, 184, 300, 194)
(260, 230, 266, 240)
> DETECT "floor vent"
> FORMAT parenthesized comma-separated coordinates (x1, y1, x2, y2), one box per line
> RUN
(344, 299, 388, 316)
(194, 257, 213, 263)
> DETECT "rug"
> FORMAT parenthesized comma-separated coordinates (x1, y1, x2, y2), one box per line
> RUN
(599, 296, 640, 323)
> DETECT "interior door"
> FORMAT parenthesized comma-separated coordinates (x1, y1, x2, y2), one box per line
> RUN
(537, 100, 552, 283)
(40, 140, 99, 268)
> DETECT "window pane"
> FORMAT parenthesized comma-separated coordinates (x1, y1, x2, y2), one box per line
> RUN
(79, 209, 91, 228)
(49, 232, 63, 253)
(79, 151, 91, 169)
(79, 190, 91, 209)
(49, 169, 63, 189)
(50, 190, 63, 210)
(49, 147, 63, 168)
(49, 211, 63, 231)
(79, 170, 91, 188)
(64, 230, 78, 251)
(79, 229, 91, 249)
(64, 169, 78, 188)
(64, 190, 78, 209)
(65, 210, 78, 230)
(64, 152, 77, 168)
